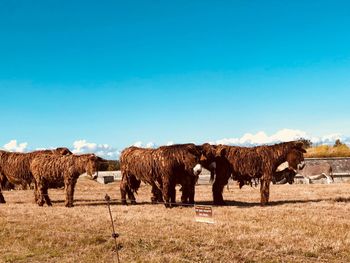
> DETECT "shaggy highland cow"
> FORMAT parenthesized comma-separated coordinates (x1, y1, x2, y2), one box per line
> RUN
(209, 141, 306, 205)
(30, 154, 100, 207)
(120, 143, 213, 207)
(0, 147, 72, 204)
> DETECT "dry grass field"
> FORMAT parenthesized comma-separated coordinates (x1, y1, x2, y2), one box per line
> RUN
(1, 178, 350, 263)
(306, 144, 350, 158)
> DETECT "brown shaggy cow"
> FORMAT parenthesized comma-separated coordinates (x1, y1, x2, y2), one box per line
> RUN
(209, 141, 306, 205)
(30, 154, 100, 207)
(0, 147, 72, 204)
(120, 144, 213, 207)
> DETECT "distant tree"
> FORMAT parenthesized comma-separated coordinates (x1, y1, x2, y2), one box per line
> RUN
(334, 139, 344, 147)
(298, 138, 312, 149)
(108, 160, 120, 171)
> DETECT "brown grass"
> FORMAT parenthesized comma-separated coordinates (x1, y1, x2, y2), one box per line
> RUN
(1, 178, 350, 263)
(306, 144, 350, 158)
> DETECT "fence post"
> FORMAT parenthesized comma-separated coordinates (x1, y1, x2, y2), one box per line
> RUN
(105, 194, 121, 263)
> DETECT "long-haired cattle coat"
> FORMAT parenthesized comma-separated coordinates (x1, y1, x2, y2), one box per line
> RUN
(120, 144, 208, 207)
(211, 141, 306, 205)
(0, 148, 72, 203)
(30, 154, 99, 207)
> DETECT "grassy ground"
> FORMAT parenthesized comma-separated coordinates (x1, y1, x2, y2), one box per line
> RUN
(1, 178, 350, 263)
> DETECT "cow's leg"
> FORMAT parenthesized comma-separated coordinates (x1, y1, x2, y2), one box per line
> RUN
(260, 177, 271, 205)
(162, 179, 172, 208)
(36, 181, 46, 206)
(212, 171, 230, 205)
(170, 183, 176, 206)
(188, 183, 196, 205)
(127, 188, 136, 205)
(180, 185, 189, 204)
(0, 188, 5, 203)
(43, 186, 52, 206)
(151, 184, 163, 204)
(213, 180, 226, 205)
(120, 176, 128, 205)
(33, 181, 39, 203)
(180, 179, 189, 204)
(0, 175, 7, 203)
(65, 178, 77, 207)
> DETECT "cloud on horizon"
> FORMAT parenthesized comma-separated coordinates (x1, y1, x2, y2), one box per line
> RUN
(132, 141, 176, 148)
(2, 129, 350, 159)
(2, 140, 28, 152)
(212, 129, 350, 146)
(72, 140, 120, 159)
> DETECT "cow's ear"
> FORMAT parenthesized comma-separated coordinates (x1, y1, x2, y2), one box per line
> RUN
(294, 142, 307, 153)
(217, 148, 226, 157)
(201, 143, 213, 153)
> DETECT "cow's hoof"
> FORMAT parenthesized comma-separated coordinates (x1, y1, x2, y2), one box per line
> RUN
(151, 197, 163, 204)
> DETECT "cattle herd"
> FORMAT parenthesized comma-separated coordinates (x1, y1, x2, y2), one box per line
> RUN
(0, 140, 310, 208)
(0, 148, 101, 207)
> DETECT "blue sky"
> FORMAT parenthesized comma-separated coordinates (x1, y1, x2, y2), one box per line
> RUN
(1, 1, 350, 158)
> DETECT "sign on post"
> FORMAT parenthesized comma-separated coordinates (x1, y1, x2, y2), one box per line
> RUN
(195, 205, 214, 224)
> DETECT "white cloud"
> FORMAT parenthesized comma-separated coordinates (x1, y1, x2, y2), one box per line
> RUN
(130, 130, 349, 149)
(270, 129, 307, 142)
(145, 142, 155, 148)
(342, 137, 350, 144)
(2, 140, 28, 152)
(72, 140, 120, 159)
(214, 129, 346, 146)
(2, 129, 350, 160)
(310, 133, 344, 145)
(133, 141, 157, 148)
(133, 141, 143, 147)
(215, 129, 306, 146)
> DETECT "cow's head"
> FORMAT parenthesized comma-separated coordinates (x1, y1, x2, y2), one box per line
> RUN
(194, 143, 219, 177)
(286, 143, 306, 172)
(86, 154, 100, 180)
(55, 147, 73, 156)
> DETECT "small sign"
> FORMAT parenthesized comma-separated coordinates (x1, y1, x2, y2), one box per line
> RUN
(195, 205, 214, 224)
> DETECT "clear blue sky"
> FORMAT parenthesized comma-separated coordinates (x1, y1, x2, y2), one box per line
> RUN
(1, 0, 350, 151)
